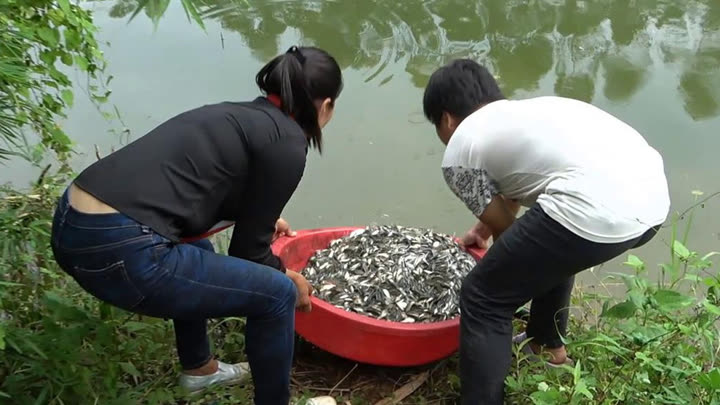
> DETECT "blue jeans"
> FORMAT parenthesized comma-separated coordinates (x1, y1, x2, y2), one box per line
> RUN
(50, 188, 296, 405)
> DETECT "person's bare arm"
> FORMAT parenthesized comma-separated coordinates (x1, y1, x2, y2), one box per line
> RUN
(504, 196, 521, 217)
(478, 195, 520, 240)
(462, 196, 520, 247)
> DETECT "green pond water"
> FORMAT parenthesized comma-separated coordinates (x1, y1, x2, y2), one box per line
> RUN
(5, 0, 720, 281)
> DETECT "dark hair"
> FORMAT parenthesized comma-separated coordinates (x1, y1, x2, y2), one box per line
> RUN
(256, 46, 343, 153)
(423, 59, 505, 126)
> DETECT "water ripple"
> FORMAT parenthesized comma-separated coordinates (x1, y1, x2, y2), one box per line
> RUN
(110, 0, 720, 119)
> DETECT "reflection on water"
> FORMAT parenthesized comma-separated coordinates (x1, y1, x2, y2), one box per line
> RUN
(16, 0, 708, 272)
(108, 0, 720, 120)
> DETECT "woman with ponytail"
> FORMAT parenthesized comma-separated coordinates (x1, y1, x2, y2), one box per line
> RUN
(50, 46, 343, 405)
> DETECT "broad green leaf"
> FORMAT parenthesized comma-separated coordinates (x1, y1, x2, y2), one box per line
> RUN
(146, 389, 177, 404)
(74, 55, 89, 71)
(57, 0, 71, 14)
(64, 29, 82, 50)
(39, 50, 57, 66)
(705, 277, 720, 288)
(531, 388, 564, 405)
(47, 7, 65, 23)
(60, 89, 74, 107)
(653, 289, 694, 311)
(607, 272, 642, 292)
(673, 240, 691, 260)
(602, 300, 637, 319)
(628, 289, 646, 308)
(80, 15, 96, 31)
(635, 352, 666, 373)
(629, 324, 669, 344)
(679, 324, 694, 335)
(37, 27, 59, 47)
(663, 382, 695, 403)
(678, 356, 702, 372)
(699, 368, 720, 391)
(91, 47, 105, 60)
(624, 254, 645, 270)
(573, 360, 582, 385)
(703, 300, 720, 316)
(120, 361, 141, 378)
(573, 380, 593, 400)
(59, 51, 73, 66)
(505, 376, 519, 390)
(48, 66, 70, 86)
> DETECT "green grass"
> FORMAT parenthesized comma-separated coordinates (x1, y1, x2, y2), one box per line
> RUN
(1, 178, 719, 404)
(4, 3, 717, 403)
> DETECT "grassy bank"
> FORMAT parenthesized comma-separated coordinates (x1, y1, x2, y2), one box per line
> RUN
(2, 2, 719, 404)
(1, 177, 719, 404)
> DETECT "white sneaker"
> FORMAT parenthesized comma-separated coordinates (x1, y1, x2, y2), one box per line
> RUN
(299, 396, 337, 405)
(178, 361, 250, 393)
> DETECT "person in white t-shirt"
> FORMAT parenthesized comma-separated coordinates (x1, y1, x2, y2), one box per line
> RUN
(422, 59, 670, 405)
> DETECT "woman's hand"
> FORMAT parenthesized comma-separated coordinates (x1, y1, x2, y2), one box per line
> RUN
(286, 271, 313, 312)
(460, 221, 492, 249)
(273, 218, 297, 242)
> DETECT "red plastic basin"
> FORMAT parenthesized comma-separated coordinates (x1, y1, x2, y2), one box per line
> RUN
(271, 226, 486, 366)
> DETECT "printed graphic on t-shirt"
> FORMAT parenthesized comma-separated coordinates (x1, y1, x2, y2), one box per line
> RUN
(442, 166, 499, 217)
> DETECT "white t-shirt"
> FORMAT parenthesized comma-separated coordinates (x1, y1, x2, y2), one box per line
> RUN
(442, 96, 670, 244)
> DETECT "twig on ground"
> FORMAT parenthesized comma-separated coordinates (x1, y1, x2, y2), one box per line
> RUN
(350, 379, 374, 390)
(374, 371, 429, 405)
(305, 386, 352, 393)
(291, 376, 352, 393)
(330, 363, 358, 396)
(349, 379, 375, 397)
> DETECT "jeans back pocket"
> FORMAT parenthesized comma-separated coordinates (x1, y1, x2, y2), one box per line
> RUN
(73, 261, 145, 311)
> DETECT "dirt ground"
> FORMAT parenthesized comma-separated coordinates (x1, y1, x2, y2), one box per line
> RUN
(290, 337, 460, 404)
(288, 309, 532, 404)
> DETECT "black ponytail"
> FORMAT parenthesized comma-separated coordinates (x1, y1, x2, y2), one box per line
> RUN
(256, 46, 343, 153)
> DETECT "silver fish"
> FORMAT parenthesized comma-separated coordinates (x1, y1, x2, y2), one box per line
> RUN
(304, 225, 477, 323)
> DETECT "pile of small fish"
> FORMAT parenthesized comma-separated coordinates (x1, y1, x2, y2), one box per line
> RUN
(304, 225, 477, 323)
